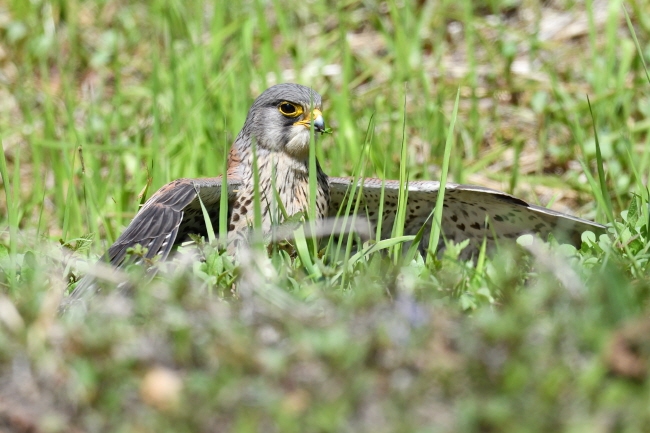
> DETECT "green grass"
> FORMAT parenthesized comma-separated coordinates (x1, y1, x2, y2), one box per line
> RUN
(2, 0, 650, 431)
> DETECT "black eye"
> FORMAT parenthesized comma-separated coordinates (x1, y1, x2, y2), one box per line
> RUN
(278, 101, 303, 117)
(280, 103, 296, 114)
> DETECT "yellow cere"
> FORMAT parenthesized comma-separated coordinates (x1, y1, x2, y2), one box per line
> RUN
(294, 108, 323, 128)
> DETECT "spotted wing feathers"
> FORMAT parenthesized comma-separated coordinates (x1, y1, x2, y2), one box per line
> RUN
(328, 177, 605, 256)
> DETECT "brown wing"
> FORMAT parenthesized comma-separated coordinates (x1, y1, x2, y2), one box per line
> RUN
(65, 176, 241, 309)
(103, 177, 238, 266)
(328, 177, 606, 255)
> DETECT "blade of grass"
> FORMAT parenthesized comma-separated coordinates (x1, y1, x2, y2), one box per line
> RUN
(0, 137, 17, 286)
(623, 4, 650, 85)
(624, 143, 649, 229)
(586, 96, 614, 225)
(195, 183, 216, 244)
(219, 127, 230, 248)
(327, 115, 374, 264)
(391, 87, 410, 261)
(347, 235, 416, 272)
(293, 226, 322, 279)
(587, 96, 640, 276)
(308, 94, 318, 257)
(251, 138, 263, 247)
(375, 163, 386, 244)
(427, 87, 460, 266)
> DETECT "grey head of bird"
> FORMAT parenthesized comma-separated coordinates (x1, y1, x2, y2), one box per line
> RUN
(235, 83, 325, 161)
(226, 83, 331, 240)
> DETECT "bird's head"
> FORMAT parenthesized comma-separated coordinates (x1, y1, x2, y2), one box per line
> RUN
(239, 83, 325, 160)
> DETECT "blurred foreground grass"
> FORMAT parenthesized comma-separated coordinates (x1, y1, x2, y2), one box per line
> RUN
(1, 0, 650, 431)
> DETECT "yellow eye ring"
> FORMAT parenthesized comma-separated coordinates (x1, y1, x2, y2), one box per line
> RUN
(278, 102, 304, 118)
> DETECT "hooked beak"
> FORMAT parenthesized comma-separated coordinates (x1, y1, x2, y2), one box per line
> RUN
(294, 109, 325, 133)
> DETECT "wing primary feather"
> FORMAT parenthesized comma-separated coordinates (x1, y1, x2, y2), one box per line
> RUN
(63, 177, 231, 312)
(328, 176, 606, 259)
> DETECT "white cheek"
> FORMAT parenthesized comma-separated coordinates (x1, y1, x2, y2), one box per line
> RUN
(284, 127, 312, 159)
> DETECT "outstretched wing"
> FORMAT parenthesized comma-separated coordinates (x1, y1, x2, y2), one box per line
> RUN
(103, 177, 238, 266)
(328, 177, 606, 255)
(65, 176, 241, 308)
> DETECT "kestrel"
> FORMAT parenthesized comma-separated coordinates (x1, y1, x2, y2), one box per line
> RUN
(66, 83, 606, 305)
